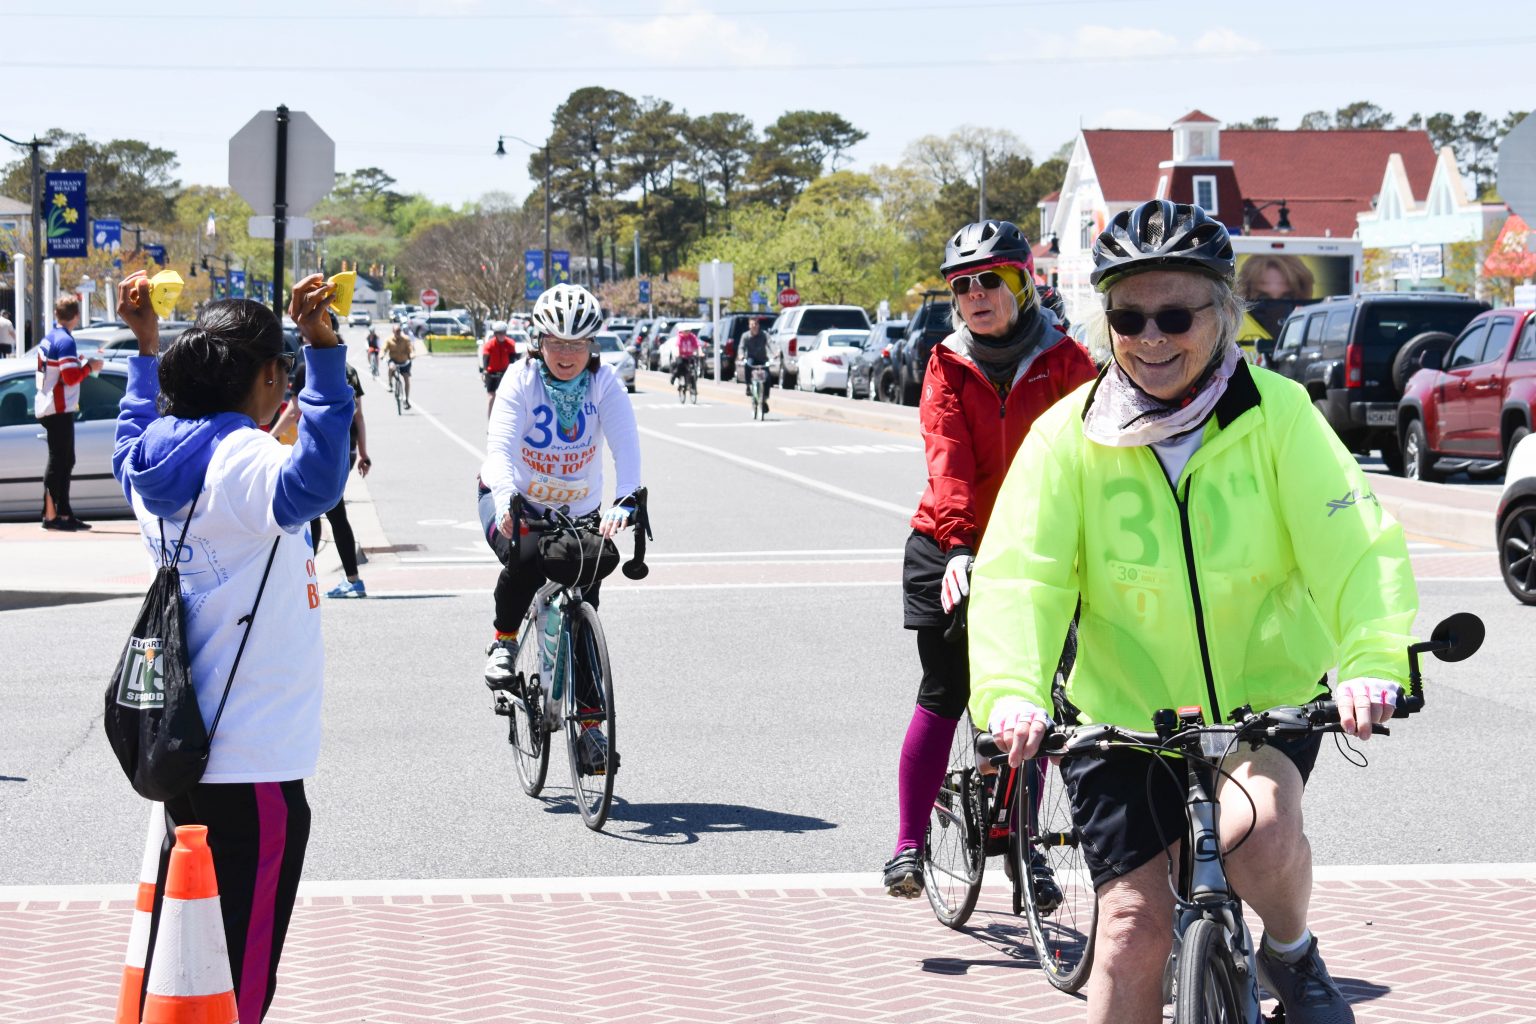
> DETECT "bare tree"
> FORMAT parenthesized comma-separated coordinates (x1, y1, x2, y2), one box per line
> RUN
(398, 195, 541, 323)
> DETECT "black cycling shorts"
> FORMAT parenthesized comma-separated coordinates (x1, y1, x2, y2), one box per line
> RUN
(1062, 726, 1323, 890)
(902, 529, 950, 629)
(483, 371, 505, 394)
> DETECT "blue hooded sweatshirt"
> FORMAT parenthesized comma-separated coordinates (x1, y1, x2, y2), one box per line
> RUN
(114, 346, 355, 529)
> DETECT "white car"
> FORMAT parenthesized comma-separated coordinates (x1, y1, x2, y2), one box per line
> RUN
(348, 310, 371, 327)
(657, 322, 709, 373)
(0, 357, 131, 519)
(796, 329, 867, 393)
(767, 304, 872, 388)
(594, 333, 636, 393)
(1497, 431, 1536, 604)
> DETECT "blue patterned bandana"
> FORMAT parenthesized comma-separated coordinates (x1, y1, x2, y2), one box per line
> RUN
(538, 362, 591, 439)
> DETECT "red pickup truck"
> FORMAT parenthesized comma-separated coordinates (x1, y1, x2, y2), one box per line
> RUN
(1398, 307, 1536, 481)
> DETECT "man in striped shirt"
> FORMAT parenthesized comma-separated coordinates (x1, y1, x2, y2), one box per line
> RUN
(35, 296, 101, 530)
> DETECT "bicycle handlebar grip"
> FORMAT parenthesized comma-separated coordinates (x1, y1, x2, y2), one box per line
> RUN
(943, 596, 968, 645)
(621, 486, 650, 580)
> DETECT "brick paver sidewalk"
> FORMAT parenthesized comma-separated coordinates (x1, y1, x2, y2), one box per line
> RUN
(4, 874, 1533, 1023)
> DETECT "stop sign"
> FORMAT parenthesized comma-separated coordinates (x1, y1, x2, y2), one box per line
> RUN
(778, 287, 801, 308)
(420, 289, 439, 309)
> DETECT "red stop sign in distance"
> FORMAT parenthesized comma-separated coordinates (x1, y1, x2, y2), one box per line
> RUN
(420, 289, 439, 309)
(778, 288, 800, 307)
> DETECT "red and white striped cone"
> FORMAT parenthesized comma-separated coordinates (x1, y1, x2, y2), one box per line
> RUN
(114, 802, 166, 1024)
(141, 825, 238, 1024)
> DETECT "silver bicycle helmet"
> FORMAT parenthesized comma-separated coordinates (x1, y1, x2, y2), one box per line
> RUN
(530, 284, 603, 341)
(1090, 200, 1234, 291)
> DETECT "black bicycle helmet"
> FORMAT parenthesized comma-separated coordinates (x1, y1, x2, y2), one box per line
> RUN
(1089, 200, 1234, 291)
(940, 220, 1034, 276)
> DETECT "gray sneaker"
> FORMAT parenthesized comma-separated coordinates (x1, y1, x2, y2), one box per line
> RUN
(1256, 934, 1355, 1024)
(483, 638, 518, 690)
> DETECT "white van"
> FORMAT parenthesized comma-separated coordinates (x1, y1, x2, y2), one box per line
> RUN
(767, 304, 871, 388)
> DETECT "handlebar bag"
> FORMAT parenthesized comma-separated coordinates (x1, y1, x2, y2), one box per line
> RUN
(540, 529, 620, 588)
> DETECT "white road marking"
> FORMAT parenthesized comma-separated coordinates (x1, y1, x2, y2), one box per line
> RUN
(7, 863, 1535, 902)
(638, 426, 911, 517)
(780, 443, 920, 456)
(406, 397, 487, 462)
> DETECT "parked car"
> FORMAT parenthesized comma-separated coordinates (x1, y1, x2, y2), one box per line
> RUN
(847, 320, 908, 400)
(0, 356, 131, 519)
(1397, 307, 1536, 482)
(74, 322, 195, 362)
(714, 312, 777, 383)
(594, 332, 636, 393)
(891, 296, 952, 405)
(767, 304, 871, 389)
(348, 309, 371, 327)
(794, 329, 867, 394)
(1498, 430, 1536, 604)
(1259, 291, 1489, 474)
(640, 318, 683, 371)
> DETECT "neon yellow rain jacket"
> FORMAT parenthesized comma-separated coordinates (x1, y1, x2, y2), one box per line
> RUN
(969, 360, 1419, 731)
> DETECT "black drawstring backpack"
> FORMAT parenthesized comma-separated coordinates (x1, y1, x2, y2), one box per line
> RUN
(103, 491, 279, 801)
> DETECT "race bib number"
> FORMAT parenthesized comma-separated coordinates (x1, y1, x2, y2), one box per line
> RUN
(526, 472, 590, 506)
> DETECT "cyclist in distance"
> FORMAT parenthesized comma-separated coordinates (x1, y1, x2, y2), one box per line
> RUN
(384, 324, 415, 409)
(970, 200, 1418, 1024)
(738, 317, 773, 413)
(481, 320, 518, 418)
(882, 220, 1096, 898)
(477, 284, 641, 766)
(365, 325, 380, 377)
(669, 325, 701, 388)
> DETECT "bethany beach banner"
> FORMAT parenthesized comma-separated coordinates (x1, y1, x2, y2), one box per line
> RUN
(43, 172, 87, 258)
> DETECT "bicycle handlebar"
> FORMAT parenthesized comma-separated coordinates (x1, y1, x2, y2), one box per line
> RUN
(507, 487, 653, 581)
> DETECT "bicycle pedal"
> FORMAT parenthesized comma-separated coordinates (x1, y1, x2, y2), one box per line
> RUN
(493, 696, 513, 716)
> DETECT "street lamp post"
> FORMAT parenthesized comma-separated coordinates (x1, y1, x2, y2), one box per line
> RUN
(496, 135, 552, 301)
(787, 256, 820, 292)
(1241, 198, 1292, 234)
(0, 130, 45, 348)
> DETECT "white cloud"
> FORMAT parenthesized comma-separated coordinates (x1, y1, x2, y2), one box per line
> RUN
(596, 0, 764, 69)
(1071, 26, 1179, 59)
(1192, 28, 1264, 54)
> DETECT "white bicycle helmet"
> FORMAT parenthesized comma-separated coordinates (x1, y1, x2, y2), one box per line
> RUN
(530, 284, 603, 342)
(490, 320, 509, 334)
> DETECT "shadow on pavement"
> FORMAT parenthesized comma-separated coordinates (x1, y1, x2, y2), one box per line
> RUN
(0, 590, 132, 612)
(1336, 978, 1392, 1006)
(535, 793, 837, 844)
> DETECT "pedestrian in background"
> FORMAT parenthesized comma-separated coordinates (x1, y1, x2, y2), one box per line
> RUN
(35, 295, 102, 530)
(112, 270, 353, 1023)
(0, 308, 15, 356)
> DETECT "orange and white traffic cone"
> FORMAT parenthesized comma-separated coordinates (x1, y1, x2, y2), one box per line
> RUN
(114, 803, 166, 1024)
(140, 825, 238, 1024)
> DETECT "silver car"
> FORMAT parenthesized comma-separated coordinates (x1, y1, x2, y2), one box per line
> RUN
(0, 356, 132, 519)
(594, 333, 636, 393)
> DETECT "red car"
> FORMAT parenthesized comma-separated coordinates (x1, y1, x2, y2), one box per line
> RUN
(1398, 307, 1536, 481)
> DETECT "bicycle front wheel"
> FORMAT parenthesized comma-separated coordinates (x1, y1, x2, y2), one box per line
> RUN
(922, 711, 986, 929)
(1173, 918, 1245, 1024)
(1017, 757, 1097, 992)
(507, 606, 551, 796)
(565, 602, 617, 830)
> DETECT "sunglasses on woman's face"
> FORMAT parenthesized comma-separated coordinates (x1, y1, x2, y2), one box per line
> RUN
(948, 271, 1006, 296)
(1105, 303, 1214, 337)
(543, 338, 590, 352)
(275, 353, 296, 374)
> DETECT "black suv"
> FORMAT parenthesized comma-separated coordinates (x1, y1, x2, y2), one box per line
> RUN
(1259, 292, 1489, 474)
(713, 312, 777, 383)
(892, 294, 952, 406)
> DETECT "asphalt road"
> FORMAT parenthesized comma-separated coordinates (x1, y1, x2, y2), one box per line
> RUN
(1, 327, 1529, 888)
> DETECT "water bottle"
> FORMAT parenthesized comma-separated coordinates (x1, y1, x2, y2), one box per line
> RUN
(541, 593, 563, 701)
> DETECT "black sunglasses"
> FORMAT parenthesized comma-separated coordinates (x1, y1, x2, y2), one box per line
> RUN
(949, 271, 1006, 295)
(275, 352, 296, 374)
(1105, 303, 1214, 337)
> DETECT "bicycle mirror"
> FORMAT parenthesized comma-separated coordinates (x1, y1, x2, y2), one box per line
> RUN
(1428, 612, 1485, 663)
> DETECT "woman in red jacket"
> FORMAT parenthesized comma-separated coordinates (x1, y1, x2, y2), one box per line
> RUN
(884, 220, 1097, 897)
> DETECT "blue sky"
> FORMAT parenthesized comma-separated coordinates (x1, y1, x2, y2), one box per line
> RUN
(3, 0, 1532, 207)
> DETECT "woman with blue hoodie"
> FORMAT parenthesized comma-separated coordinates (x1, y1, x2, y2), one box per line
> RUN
(113, 270, 354, 1023)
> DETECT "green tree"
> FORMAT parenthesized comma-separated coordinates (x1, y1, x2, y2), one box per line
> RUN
(1, 130, 181, 226)
(539, 86, 638, 282)
(1297, 110, 1332, 130)
(1334, 101, 1394, 130)
(1227, 116, 1280, 130)
(689, 112, 757, 220)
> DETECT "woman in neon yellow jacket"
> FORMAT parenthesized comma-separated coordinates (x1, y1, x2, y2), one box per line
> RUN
(969, 200, 1417, 1024)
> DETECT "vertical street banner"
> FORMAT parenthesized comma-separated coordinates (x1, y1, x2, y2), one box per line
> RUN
(552, 250, 571, 287)
(524, 250, 545, 301)
(230, 269, 247, 298)
(212, 274, 226, 298)
(776, 271, 791, 292)
(143, 243, 167, 265)
(43, 172, 87, 257)
(637, 279, 651, 305)
(92, 217, 122, 252)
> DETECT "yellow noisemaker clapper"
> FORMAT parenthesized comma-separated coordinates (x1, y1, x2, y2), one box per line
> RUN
(327, 270, 356, 317)
(148, 270, 184, 318)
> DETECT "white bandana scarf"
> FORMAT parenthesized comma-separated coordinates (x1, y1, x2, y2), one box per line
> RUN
(1082, 344, 1241, 448)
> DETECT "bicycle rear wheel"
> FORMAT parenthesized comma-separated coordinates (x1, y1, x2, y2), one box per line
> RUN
(506, 606, 551, 796)
(922, 711, 986, 929)
(392, 373, 403, 415)
(1173, 918, 1245, 1024)
(1017, 757, 1097, 993)
(564, 602, 616, 830)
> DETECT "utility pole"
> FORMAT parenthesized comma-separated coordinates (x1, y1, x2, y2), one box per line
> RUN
(271, 105, 289, 316)
(0, 131, 46, 348)
(633, 228, 640, 279)
(979, 149, 988, 223)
